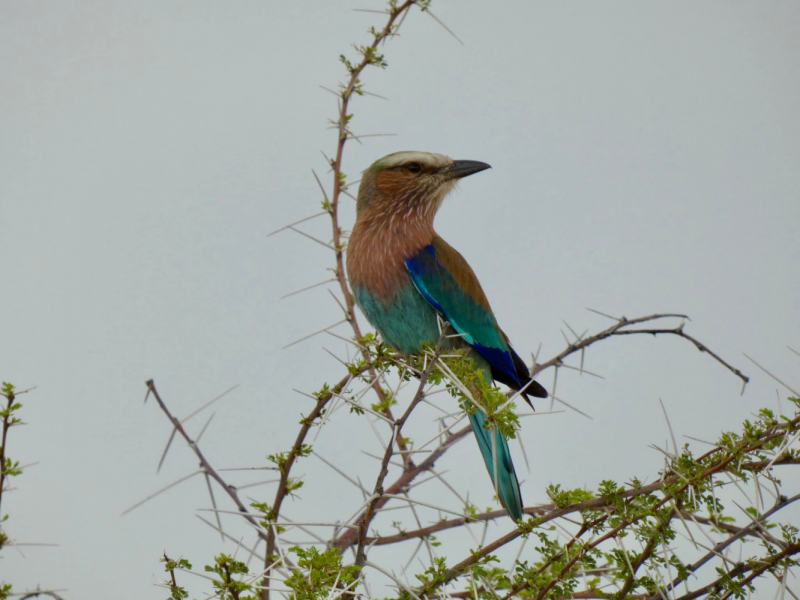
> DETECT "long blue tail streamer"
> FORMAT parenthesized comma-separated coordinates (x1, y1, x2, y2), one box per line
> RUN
(467, 410, 523, 521)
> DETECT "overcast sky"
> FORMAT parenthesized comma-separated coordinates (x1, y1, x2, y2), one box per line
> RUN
(2, 2, 799, 598)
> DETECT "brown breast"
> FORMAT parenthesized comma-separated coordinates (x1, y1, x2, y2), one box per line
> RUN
(346, 209, 435, 300)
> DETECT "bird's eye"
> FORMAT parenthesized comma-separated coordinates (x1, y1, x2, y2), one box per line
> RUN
(406, 162, 421, 173)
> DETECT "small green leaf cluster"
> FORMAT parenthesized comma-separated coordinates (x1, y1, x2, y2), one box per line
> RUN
(250, 501, 281, 532)
(266, 444, 311, 499)
(463, 500, 481, 519)
(546, 483, 595, 509)
(352, 334, 397, 373)
(355, 45, 388, 69)
(205, 553, 255, 600)
(161, 555, 192, 600)
(414, 556, 449, 587)
(268, 443, 312, 474)
(286, 477, 304, 495)
(371, 392, 398, 414)
(284, 546, 360, 600)
(710, 565, 756, 599)
(441, 351, 521, 441)
(312, 383, 331, 400)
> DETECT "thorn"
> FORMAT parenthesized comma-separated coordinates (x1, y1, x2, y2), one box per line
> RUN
(281, 278, 337, 299)
(203, 471, 224, 542)
(561, 320, 582, 341)
(195, 412, 215, 445)
(743, 353, 799, 396)
(586, 307, 620, 321)
(286, 226, 336, 250)
(422, 8, 464, 45)
(359, 89, 389, 101)
(659, 398, 678, 457)
(267, 211, 327, 236)
(327, 289, 349, 317)
(121, 470, 203, 515)
(157, 428, 178, 473)
(181, 384, 239, 425)
(349, 133, 397, 141)
(283, 318, 347, 349)
(319, 85, 341, 98)
(550, 394, 592, 420)
(579, 347, 585, 376)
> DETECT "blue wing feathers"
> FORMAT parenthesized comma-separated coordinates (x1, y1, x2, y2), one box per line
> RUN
(405, 245, 519, 386)
(404, 247, 448, 318)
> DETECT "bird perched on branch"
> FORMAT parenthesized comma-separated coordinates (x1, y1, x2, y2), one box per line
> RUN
(346, 151, 547, 520)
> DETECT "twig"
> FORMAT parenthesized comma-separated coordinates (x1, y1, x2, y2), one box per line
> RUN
(352, 339, 445, 567)
(532, 314, 749, 389)
(144, 381, 266, 537)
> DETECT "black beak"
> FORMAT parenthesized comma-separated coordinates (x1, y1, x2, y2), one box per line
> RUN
(441, 160, 491, 179)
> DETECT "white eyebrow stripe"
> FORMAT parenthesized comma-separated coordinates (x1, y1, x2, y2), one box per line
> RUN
(378, 151, 452, 170)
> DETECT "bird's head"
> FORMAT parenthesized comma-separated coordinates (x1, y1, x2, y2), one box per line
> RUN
(355, 151, 491, 221)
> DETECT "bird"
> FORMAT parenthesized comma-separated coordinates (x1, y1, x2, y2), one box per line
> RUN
(346, 150, 548, 520)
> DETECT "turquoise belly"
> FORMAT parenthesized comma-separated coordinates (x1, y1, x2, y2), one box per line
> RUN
(354, 283, 441, 355)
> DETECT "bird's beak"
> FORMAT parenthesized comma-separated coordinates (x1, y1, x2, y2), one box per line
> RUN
(440, 160, 491, 179)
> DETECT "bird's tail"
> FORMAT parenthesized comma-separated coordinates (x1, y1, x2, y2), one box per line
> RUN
(468, 410, 524, 521)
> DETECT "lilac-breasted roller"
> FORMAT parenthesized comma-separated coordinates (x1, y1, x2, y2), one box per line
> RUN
(346, 151, 548, 520)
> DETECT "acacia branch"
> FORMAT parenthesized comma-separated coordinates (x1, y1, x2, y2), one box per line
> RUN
(414, 412, 800, 597)
(142, 365, 371, 600)
(654, 492, 800, 600)
(616, 507, 676, 599)
(261, 363, 374, 598)
(324, 1, 421, 469)
(352, 337, 446, 567)
(144, 380, 266, 537)
(531, 314, 749, 389)
(0, 389, 14, 513)
(334, 424, 473, 551)
(670, 538, 800, 600)
(355, 497, 794, 552)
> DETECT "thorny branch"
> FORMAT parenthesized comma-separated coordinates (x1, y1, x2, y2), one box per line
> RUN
(655, 492, 800, 600)
(0, 384, 32, 515)
(353, 500, 793, 552)
(412, 409, 800, 597)
(531, 313, 749, 391)
(0, 388, 15, 514)
(144, 380, 267, 539)
(615, 506, 676, 599)
(333, 424, 473, 551)
(323, 1, 418, 463)
(352, 334, 447, 567)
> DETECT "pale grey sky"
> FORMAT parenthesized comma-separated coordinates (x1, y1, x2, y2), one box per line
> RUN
(1, 2, 799, 598)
